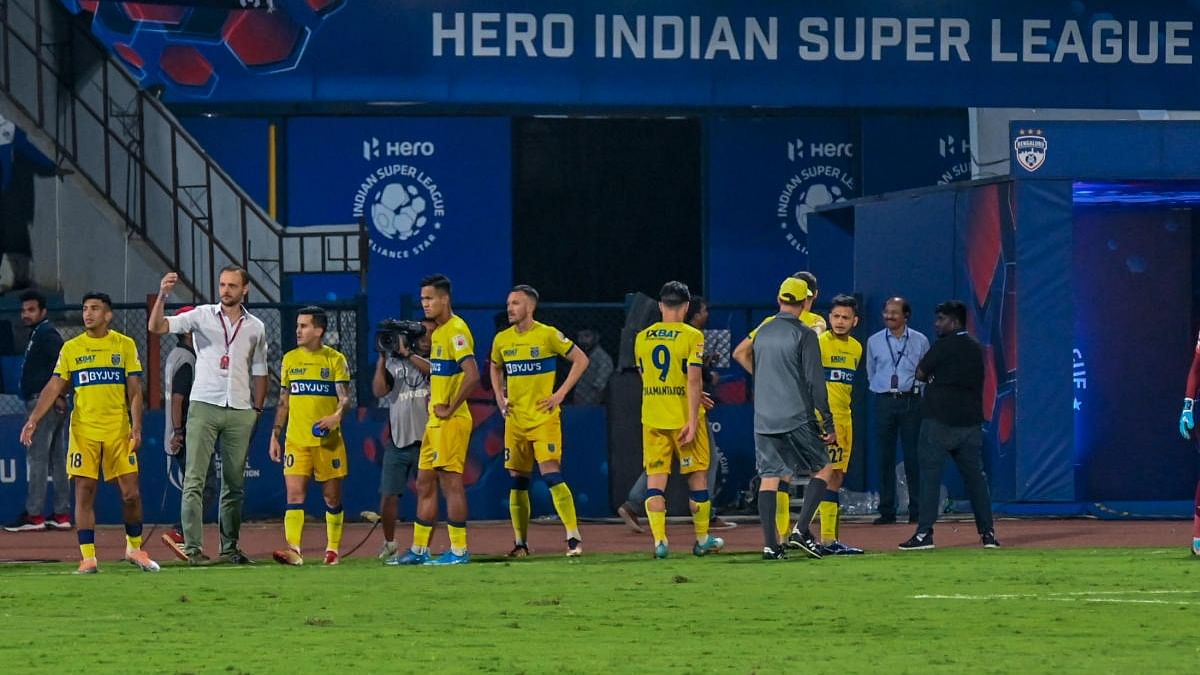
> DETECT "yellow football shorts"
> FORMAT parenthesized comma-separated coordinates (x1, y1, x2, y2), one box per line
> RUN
(642, 421, 710, 476)
(419, 414, 472, 473)
(284, 436, 349, 482)
(504, 417, 563, 474)
(826, 416, 853, 471)
(67, 429, 138, 481)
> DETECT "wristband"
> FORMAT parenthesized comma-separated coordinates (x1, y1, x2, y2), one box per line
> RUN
(1185, 398, 1195, 412)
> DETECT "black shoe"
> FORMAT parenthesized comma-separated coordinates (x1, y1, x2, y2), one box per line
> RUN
(762, 544, 787, 560)
(898, 531, 935, 551)
(186, 551, 211, 566)
(821, 541, 865, 555)
(4, 512, 46, 532)
(786, 528, 823, 559)
(872, 515, 896, 525)
(981, 531, 1000, 548)
(220, 550, 255, 565)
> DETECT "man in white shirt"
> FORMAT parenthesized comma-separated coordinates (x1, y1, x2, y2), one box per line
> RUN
(149, 267, 268, 565)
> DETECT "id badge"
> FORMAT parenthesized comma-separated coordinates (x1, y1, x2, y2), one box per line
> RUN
(220, 354, 230, 370)
(890, 374, 899, 391)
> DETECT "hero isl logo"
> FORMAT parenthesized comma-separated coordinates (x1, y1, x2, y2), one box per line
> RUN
(778, 138, 856, 256)
(352, 137, 447, 260)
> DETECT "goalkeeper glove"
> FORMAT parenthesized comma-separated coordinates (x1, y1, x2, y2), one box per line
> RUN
(1180, 398, 1195, 440)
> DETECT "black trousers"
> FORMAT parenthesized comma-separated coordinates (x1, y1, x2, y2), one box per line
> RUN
(916, 418, 995, 535)
(874, 393, 922, 520)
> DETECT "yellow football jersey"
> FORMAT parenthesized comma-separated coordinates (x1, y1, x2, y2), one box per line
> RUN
(54, 330, 141, 440)
(635, 322, 704, 429)
(429, 314, 476, 421)
(820, 330, 862, 419)
(748, 311, 825, 340)
(490, 321, 574, 430)
(281, 345, 350, 442)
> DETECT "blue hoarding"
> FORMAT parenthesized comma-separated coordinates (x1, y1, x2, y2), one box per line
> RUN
(286, 116, 511, 340)
(707, 115, 860, 304)
(67, 1, 1200, 109)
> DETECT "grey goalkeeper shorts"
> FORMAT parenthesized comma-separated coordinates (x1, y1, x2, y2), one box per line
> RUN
(754, 422, 830, 479)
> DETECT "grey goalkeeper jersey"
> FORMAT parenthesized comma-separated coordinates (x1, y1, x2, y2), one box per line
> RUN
(751, 312, 831, 435)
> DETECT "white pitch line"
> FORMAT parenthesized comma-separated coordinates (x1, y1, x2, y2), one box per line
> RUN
(913, 593, 1196, 605)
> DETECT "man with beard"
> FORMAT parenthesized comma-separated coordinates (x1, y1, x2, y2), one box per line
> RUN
(149, 267, 269, 565)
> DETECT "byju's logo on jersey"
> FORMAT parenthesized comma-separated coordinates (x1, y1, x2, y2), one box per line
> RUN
(777, 138, 856, 255)
(1014, 130, 1048, 172)
(352, 164, 447, 260)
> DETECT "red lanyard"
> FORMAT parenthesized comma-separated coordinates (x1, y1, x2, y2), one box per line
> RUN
(220, 310, 245, 356)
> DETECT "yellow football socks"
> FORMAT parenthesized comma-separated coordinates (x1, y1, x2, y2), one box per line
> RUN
(325, 506, 344, 552)
(548, 481, 579, 539)
(285, 506, 304, 550)
(819, 492, 840, 543)
(448, 523, 468, 553)
(413, 521, 433, 551)
(776, 489, 791, 540)
(645, 498, 667, 544)
(692, 499, 711, 543)
(509, 488, 531, 544)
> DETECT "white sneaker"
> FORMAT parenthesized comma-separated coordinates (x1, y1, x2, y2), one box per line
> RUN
(378, 541, 398, 561)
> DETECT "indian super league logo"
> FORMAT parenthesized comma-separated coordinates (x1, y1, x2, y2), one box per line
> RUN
(1014, 129, 1048, 172)
(352, 159, 447, 260)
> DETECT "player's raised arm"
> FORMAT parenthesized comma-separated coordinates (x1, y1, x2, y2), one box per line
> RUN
(149, 273, 179, 335)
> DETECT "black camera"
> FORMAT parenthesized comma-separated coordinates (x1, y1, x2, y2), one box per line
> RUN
(376, 318, 426, 355)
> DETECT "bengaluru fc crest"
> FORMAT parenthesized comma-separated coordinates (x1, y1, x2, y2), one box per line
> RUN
(1014, 129, 1048, 172)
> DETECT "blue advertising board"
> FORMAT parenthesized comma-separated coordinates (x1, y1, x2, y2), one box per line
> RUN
(66, 1, 1200, 109)
(286, 116, 511, 339)
(707, 115, 860, 304)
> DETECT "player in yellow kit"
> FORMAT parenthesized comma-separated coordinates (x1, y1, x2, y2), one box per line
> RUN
(390, 274, 479, 566)
(731, 270, 825, 541)
(635, 281, 724, 559)
(269, 306, 352, 566)
(20, 292, 158, 574)
(790, 294, 865, 555)
(490, 285, 591, 557)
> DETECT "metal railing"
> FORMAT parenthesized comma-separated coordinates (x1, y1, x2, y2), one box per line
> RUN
(0, 0, 363, 302)
(0, 298, 370, 415)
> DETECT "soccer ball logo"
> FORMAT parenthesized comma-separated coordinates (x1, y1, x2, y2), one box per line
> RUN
(371, 183, 427, 240)
(793, 183, 846, 234)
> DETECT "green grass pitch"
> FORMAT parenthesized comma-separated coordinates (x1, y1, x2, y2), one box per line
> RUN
(1, 549, 1197, 673)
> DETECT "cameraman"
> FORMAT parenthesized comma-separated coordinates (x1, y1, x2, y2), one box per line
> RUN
(372, 318, 435, 561)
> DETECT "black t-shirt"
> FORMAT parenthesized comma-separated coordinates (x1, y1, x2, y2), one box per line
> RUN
(917, 331, 984, 427)
(172, 362, 194, 426)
